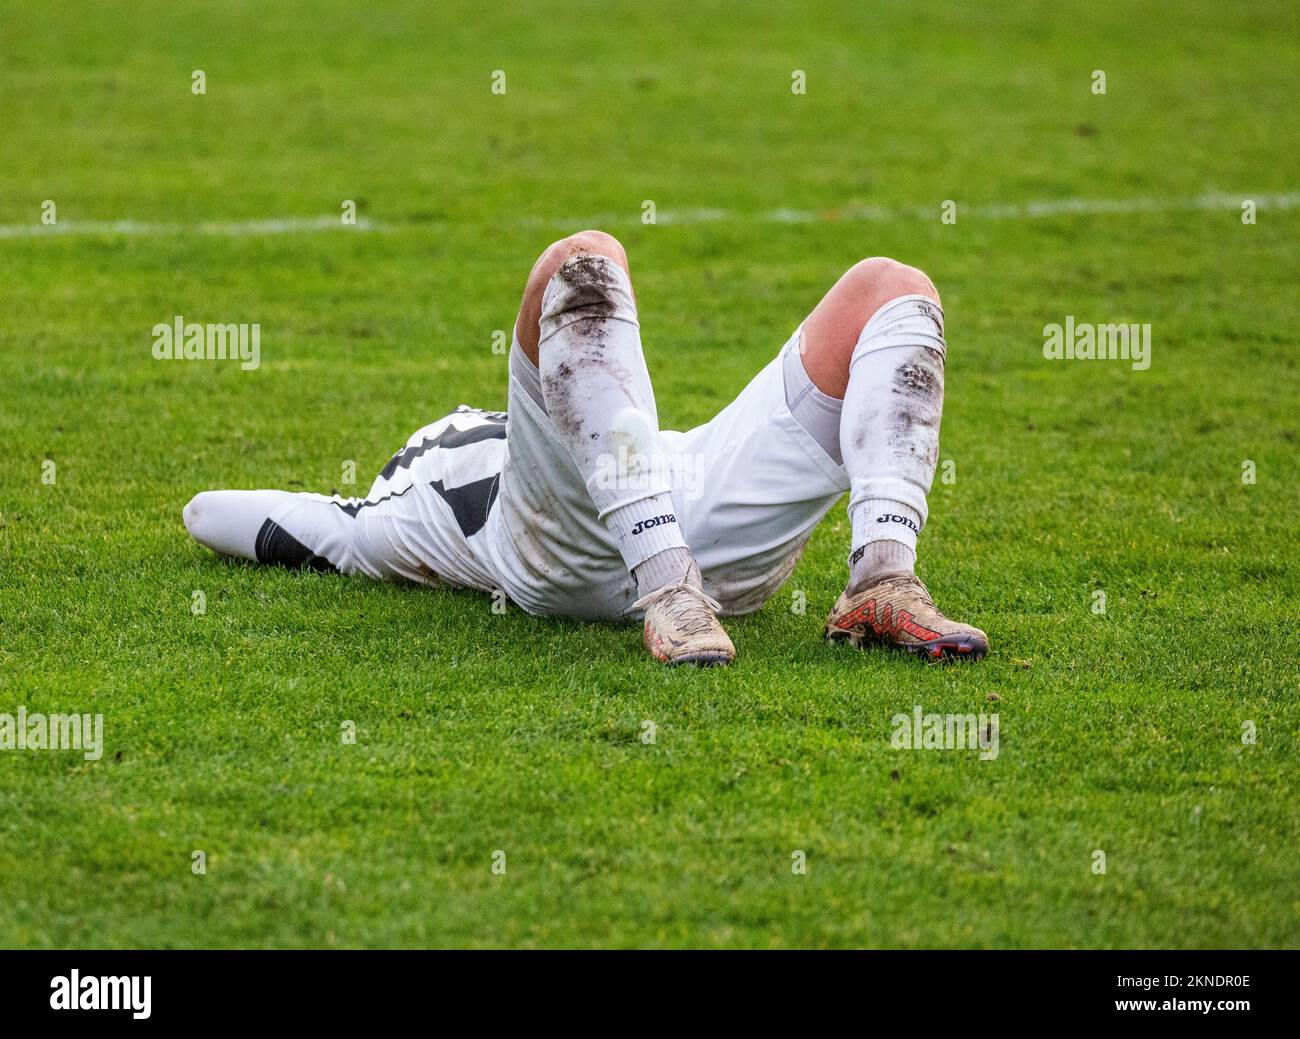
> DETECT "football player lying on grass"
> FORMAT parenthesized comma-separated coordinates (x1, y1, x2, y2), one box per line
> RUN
(184, 230, 988, 666)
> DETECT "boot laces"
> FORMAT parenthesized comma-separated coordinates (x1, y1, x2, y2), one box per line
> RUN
(633, 580, 724, 637)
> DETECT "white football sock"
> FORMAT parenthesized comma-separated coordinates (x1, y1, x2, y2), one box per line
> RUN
(848, 538, 917, 592)
(631, 545, 695, 592)
(537, 254, 688, 576)
(840, 294, 946, 583)
(183, 488, 378, 575)
(183, 489, 298, 560)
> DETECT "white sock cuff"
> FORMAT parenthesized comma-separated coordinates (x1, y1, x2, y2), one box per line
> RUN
(539, 255, 638, 342)
(850, 498, 923, 553)
(850, 294, 947, 366)
(849, 476, 930, 527)
(604, 497, 687, 570)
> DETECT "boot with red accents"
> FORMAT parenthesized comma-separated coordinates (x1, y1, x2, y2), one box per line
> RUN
(824, 571, 988, 661)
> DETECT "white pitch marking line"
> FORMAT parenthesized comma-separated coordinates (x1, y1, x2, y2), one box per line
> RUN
(0, 215, 382, 239)
(0, 191, 1294, 239)
(521, 190, 1300, 229)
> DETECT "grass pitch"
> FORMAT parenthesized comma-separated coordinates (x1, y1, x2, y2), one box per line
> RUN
(1, 0, 1297, 948)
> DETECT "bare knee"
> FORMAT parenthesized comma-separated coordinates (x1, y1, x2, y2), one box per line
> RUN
(517, 230, 631, 362)
(529, 230, 629, 295)
(844, 256, 939, 310)
(550, 228, 626, 266)
(801, 256, 940, 399)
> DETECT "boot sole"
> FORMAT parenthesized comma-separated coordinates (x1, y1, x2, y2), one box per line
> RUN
(826, 626, 988, 662)
(664, 651, 735, 667)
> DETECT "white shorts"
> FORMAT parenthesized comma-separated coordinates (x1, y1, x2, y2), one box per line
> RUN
(490, 327, 848, 618)
(271, 329, 849, 620)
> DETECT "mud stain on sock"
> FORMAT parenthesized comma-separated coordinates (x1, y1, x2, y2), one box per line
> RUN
(894, 357, 941, 398)
(888, 349, 944, 468)
(554, 254, 621, 316)
(540, 255, 639, 441)
(541, 272, 641, 443)
(542, 359, 581, 439)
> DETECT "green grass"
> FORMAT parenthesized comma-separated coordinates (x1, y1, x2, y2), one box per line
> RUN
(1, 0, 1298, 948)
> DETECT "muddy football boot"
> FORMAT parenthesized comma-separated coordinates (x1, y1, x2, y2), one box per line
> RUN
(824, 571, 988, 660)
(633, 564, 736, 666)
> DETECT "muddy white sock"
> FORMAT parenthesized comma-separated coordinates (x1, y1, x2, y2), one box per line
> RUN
(841, 294, 946, 586)
(848, 537, 916, 592)
(537, 254, 688, 573)
(632, 546, 695, 593)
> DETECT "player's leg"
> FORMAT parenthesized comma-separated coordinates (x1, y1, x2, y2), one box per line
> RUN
(800, 257, 988, 659)
(184, 489, 362, 573)
(509, 230, 734, 664)
(180, 416, 468, 581)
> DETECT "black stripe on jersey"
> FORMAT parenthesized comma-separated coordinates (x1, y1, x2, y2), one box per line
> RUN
(378, 420, 506, 482)
(254, 519, 339, 572)
(331, 473, 499, 536)
(430, 473, 500, 538)
(331, 483, 416, 517)
(456, 405, 508, 422)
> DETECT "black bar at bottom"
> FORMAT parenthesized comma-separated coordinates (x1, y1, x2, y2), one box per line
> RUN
(0, 949, 1290, 1026)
